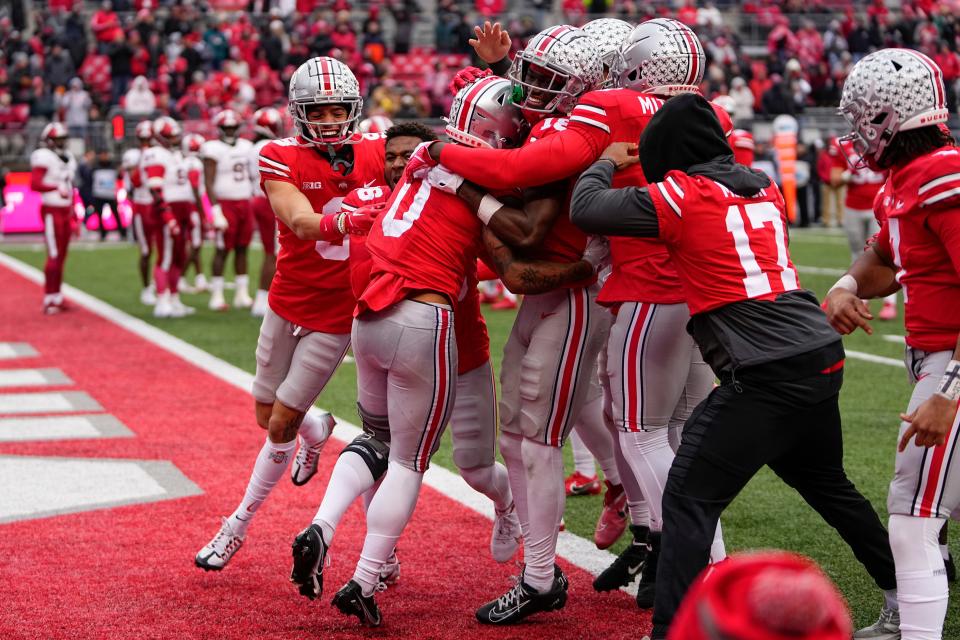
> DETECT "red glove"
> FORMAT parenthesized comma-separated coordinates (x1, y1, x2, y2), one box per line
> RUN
(341, 202, 387, 236)
(402, 141, 439, 181)
(449, 66, 493, 94)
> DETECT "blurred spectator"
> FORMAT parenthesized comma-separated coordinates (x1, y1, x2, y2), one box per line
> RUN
(761, 74, 794, 116)
(330, 20, 358, 57)
(90, 1, 122, 52)
(59, 78, 92, 139)
(476, 0, 504, 19)
(427, 60, 453, 118)
(697, 3, 723, 30)
(729, 77, 755, 122)
(79, 44, 111, 107)
(107, 32, 134, 106)
(204, 19, 230, 71)
(8, 52, 35, 107)
(785, 59, 811, 112)
(63, 10, 88, 69)
(796, 21, 824, 70)
(124, 75, 156, 116)
(263, 20, 290, 71)
(45, 44, 77, 92)
(389, 0, 418, 55)
(677, 0, 698, 26)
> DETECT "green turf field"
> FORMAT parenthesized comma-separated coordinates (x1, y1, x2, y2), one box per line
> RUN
(4, 230, 958, 633)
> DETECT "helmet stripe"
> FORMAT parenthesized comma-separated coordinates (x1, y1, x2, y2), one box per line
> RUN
(905, 50, 945, 110)
(456, 76, 498, 134)
(318, 58, 331, 93)
(681, 27, 700, 86)
(535, 25, 573, 57)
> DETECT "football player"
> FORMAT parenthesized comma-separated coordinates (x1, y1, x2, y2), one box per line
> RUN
(201, 109, 255, 310)
(571, 92, 897, 640)
(194, 57, 386, 571)
(122, 120, 158, 305)
(140, 116, 196, 318)
(825, 49, 959, 640)
(179, 133, 208, 294)
(414, 26, 613, 624)
(30, 122, 76, 315)
(248, 107, 285, 317)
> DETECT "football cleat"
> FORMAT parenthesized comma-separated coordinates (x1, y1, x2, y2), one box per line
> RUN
(878, 302, 897, 320)
(332, 580, 383, 627)
(594, 480, 627, 549)
(195, 517, 244, 571)
(170, 295, 195, 318)
(290, 524, 329, 600)
(491, 503, 522, 563)
(153, 293, 173, 318)
(234, 288, 253, 309)
(379, 549, 401, 586)
(140, 285, 157, 305)
(177, 277, 197, 295)
(208, 289, 229, 311)
(635, 531, 660, 609)
(565, 471, 601, 496)
(852, 606, 900, 639)
(290, 413, 335, 486)
(593, 525, 649, 592)
(43, 302, 62, 315)
(491, 297, 518, 311)
(194, 274, 209, 292)
(476, 568, 568, 625)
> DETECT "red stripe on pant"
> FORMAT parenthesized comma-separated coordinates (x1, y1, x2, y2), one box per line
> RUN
(917, 421, 956, 517)
(624, 303, 653, 432)
(417, 308, 452, 472)
(546, 289, 587, 447)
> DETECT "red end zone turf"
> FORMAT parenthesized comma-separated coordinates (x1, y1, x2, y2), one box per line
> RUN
(0, 263, 644, 640)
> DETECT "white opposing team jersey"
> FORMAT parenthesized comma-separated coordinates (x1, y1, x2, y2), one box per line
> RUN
(30, 147, 77, 207)
(250, 138, 271, 198)
(121, 147, 153, 205)
(140, 147, 204, 204)
(200, 138, 254, 200)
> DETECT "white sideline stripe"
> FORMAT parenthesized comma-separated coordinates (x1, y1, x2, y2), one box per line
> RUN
(0, 251, 622, 579)
(795, 264, 845, 276)
(882, 335, 906, 345)
(0, 343, 38, 360)
(0, 368, 72, 388)
(0, 414, 133, 442)
(0, 391, 102, 415)
(845, 350, 903, 368)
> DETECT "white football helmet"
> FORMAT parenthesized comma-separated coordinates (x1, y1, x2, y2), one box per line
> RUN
(445, 76, 527, 149)
(508, 25, 603, 115)
(288, 56, 362, 145)
(252, 107, 284, 139)
(359, 115, 394, 134)
(583, 18, 633, 86)
(152, 116, 182, 148)
(839, 48, 949, 169)
(134, 119, 154, 142)
(213, 109, 241, 144)
(182, 133, 205, 156)
(41, 122, 68, 149)
(614, 18, 705, 96)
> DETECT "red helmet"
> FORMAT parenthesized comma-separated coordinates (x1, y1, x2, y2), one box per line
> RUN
(152, 116, 183, 147)
(41, 122, 68, 146)
(181, 133, 205, 155)
(134, 119, 154, 141)
(252, 107, 284, 139)
(670, 552, 852, 640)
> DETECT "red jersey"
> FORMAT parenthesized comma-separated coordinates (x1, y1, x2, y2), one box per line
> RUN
(833, 138, 886, 210)
(258, 133, 386, 333)
(438, 88, 734, 304)
(730, 129, 755, 167)
(342, 184, 392, 300)
(647, 171, 800, 316)
(874, 146, 960, 352)
(358, 174, 484, 316)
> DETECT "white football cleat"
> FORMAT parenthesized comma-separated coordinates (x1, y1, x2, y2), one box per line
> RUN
(853, 607, 900, 639)
(234, 288, 253, 309)
(177, 277, 197, 294)
(379, 549, 401, 586)
(251, 296, 268, 318)
(208, 289, 229, 311)
(170, 295, 195, 317)
(491, 502, 522, 563)
(153, 292, 173, 318)
(290, 413, 335, 486)
(140, 285, 157, 305)
(195, 517, 244, 571)
(194, 273, 209, 292)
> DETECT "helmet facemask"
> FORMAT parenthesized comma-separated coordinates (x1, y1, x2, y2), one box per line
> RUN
(509, 54, 582, 115)
(839, 98, 897, 171)
(290, 98, 362, 146)
(445, 78, 527, 150)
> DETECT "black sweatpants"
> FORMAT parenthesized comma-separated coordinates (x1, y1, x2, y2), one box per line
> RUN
(650, 345, 896, 638)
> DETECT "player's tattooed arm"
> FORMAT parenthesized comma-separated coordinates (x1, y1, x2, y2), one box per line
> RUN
(570, 160, 659, 237)
(483, 228, 592, 294)
(264, 180, 325, 240)
(458, 181, 564, 250)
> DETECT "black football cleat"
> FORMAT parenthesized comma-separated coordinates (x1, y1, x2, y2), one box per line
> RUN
(635, 531, 660, 610)
(476, 568, 568, 625)
(332, 580, 382, 627)
(594, 524, 649, 592)
(290, 524, 328, 600)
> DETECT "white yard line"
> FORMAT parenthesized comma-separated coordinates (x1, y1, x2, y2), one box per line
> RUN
(0, 250, 620, 578)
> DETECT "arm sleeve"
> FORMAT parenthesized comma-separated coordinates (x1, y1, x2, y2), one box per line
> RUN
(926, 211, 960, 279)
(143, 159, 165, 189)
(489, 56, 511, 77)
(30, 167, 56, 193)
(437, 126, 599, 189)
(187, 167, 202, 189)
(570, 160, 660, 238)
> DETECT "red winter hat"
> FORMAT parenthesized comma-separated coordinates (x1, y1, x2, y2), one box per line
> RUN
(669, 552, 852, 640)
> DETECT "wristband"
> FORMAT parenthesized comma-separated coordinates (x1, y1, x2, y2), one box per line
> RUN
(477, 194, 503, 225)
(935, 359, 960, 403)
(336, 212, 347, 236)
(828, 274, 858, 296)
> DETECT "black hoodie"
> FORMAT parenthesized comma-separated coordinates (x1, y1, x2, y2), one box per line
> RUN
(570, 94, 841, 377)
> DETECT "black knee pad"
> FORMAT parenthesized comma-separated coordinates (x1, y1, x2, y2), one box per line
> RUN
(357, 402, 390, 443)
(341, 432, 390, 481)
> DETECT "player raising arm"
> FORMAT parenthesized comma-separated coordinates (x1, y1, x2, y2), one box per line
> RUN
(570, 93, 898, 640)
(823, 49, 959, 640)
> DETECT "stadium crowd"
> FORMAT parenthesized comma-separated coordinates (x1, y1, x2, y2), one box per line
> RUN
(0, 0, 958, 136)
